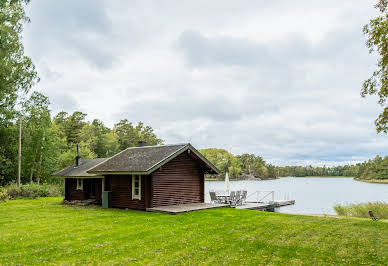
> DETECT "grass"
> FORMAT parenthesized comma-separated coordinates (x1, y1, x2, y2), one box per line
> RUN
(334, 202, 388, 219)
(356, 179, 388, 184)
(0, 198, 387, 265)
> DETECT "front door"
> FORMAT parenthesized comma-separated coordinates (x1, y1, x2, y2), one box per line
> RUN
(90, 179, 96, 199)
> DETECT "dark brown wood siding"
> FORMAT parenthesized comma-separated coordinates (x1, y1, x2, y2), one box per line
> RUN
(64, 178, 102, 204)
(104, 175, 151, 210)
(65, 178, 86, 201)
(151, 151, 205, 207)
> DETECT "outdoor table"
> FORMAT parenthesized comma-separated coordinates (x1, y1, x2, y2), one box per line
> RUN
(216, 194, 230, 204)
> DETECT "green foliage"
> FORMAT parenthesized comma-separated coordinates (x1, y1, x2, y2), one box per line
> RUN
(0, 0, 38, 186)
(200, 148, 242, 178)
(0, 198, 387, 265)
(114, 119, 163, 150)
(53, 111, 88, 144)
(362, 0, 388, 133)
(5, 183, 63, 199)
(0, 187, 9, 202)
(356, 155, 388, 180)
(334, 202, 388, 219)
(57, 142, 96, 169)
(0, 0, 38, 125)
(200, 149, 278, 179)
(237, 153, 270, 178)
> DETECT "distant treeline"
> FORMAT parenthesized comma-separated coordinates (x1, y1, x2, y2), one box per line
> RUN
(199, 149, 388, 181)
(276, 155, 388, 181)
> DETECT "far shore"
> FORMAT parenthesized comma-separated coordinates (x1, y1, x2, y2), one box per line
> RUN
(355, 179, 388, 184)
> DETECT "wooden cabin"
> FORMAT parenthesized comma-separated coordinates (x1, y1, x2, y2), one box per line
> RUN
(53, 143, 219, 210)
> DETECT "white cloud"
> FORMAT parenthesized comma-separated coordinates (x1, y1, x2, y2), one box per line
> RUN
(22, 0, 388, 165)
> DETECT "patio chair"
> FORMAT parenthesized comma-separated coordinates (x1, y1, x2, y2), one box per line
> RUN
(229, 191, 236, 206)
(368, 210, 379, 221)
(235, 190, 242, 206)
(209, 191, 222, 204)
(241, 190, 247, 204)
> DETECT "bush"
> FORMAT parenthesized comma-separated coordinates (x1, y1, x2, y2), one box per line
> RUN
(5, 183, 64, 199)
(0, 187, 9, 202)
(334, 202, 388, 219)
(6, 183, 21, 199)
(20, 184, 49, 198)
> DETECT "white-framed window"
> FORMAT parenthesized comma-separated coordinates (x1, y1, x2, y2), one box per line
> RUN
(132, 175, 141, 200)
(76, 178, 83, 190)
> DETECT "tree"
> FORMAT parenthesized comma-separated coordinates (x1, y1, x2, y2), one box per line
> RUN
(53, 111, 87, 144)
(200, 148, 241, 179)
(0, 0, 38, 124)
(362, 0, 388, 133)
(21, 92, 52, 183)
(114, 120, 163, 150)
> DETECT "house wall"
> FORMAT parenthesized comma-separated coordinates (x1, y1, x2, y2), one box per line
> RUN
(64, 178, 102, 203)
(104, 174, 151, 210)
(151, 151, 205, 207)
(65, 178, 85, 201)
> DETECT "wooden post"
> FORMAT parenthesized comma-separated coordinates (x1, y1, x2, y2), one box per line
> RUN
(17, 117, 22, 188)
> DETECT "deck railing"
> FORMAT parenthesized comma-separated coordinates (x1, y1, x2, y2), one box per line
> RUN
(246, 190, 275, 203)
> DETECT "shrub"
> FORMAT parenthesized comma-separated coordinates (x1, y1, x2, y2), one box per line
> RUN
(5, 183, 64, 199)
(334, 202, 388, 219)
(20, 184, 49, 198)
(0, 187, 9, 202)
(6, 183, 21, 199)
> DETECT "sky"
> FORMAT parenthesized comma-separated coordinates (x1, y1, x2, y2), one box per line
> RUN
(22, 0, 388, 166)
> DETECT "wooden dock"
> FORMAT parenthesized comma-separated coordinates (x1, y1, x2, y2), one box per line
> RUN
(235, 200, 295, 211)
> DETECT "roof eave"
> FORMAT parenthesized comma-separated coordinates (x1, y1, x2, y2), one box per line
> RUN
(52, 175, 105, 178)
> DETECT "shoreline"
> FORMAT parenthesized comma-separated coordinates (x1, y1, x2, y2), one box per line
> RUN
(355, 179, 388, 184)
(284, 212, 388, 222)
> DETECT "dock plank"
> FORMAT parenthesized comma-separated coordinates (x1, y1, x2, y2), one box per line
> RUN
(236, 200, 295, 211)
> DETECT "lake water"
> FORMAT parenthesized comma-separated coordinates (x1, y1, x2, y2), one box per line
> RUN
(205, 177, 388, 215)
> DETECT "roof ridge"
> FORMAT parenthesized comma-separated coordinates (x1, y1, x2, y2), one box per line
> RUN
(124, 143, 188, 150)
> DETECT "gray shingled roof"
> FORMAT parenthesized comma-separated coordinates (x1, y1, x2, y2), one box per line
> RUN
(88, 143, 219, 174)
(53, 144, 219, 177)
(88, 144, 188, 173)
(53, 158, 108, 177)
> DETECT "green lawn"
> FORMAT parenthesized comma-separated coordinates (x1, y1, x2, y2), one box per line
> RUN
(0, 198, 387, 265)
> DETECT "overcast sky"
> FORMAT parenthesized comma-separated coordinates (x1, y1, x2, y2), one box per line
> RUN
(22, 0, 388, 166)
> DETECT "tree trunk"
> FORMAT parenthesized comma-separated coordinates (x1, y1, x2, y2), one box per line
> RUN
(17, 118, 22, 188)
(30, 164, 34, 184)
(36, 153, 43, 185)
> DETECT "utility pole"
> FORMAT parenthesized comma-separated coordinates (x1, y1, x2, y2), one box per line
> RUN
(17, 117, 22, 188)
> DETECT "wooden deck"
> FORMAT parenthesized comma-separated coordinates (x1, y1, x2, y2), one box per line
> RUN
(147, 203, 229, 214)
(235, 200, 295, 211)
(146, 200, 295, 214)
